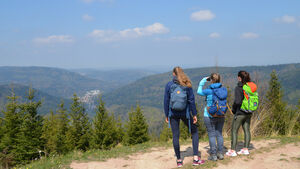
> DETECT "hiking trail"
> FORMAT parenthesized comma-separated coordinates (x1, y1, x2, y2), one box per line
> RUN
(70, 139, 300, 169)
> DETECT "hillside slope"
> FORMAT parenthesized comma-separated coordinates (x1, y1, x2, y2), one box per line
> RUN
(0, 66, 116, 98)
(103, 63, 300, 118)
(0, 84, 70, 115)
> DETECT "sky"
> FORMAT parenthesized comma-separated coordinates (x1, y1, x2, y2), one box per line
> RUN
(0, 0, 300, 69)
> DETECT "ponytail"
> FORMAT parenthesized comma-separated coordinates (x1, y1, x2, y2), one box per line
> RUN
(173, 67, 192, 88)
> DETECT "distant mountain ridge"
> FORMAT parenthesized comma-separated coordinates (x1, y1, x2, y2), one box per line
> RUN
(102, 63, 300, 118)
(0, 66, 117, 98)
(71, 68, 159, 87)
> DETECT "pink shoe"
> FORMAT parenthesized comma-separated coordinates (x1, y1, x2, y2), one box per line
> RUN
(176, 160, 183, 168)
(193, 156, 205, 166)
(225, 150, 237, 157)
(237, 149, 249, 155)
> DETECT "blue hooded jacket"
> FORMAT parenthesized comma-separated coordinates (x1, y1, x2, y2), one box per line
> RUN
(197, 78, 223, 117)
(164, 77, 197, 118)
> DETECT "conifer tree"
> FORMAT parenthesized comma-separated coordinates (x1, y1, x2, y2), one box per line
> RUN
(67, 94, 90, 151)
(92, 97, 118, 150)
(0, 92, 21, 168)
(41, 110, 58, 154)
(159, 122, 172, 142)
(17, 88, 44, 162)
(264, 70, 287, 135)
(115, 115, 125, 144)
(42, 101, 69, 155)
(125, 105, 149, 145)
(55, 101, 69, 154)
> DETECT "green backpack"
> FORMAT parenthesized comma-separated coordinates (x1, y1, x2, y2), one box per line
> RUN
(241, 82, 259, 113)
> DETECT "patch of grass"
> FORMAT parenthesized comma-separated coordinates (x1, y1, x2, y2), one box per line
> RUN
(278, 136, 300, 145)
(279, 158, 289, 162)
(280, 153, 287, 156)
(290, 157, 300, 161)
(182, 160, 218, 169)
(19, 141, 174, 169)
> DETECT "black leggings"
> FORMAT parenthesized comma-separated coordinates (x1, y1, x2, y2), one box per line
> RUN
(231, 114, 252, 151)
(170, 115, 199, 159)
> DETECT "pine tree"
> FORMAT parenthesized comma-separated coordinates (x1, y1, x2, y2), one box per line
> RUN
(159, 122, 172, 142)
(264, 70, 287, 135)
(55, 101, 69, 154)
(16, 88, 44, 162)
(67, 94, 90, 151)
(0, 92, 22, 168)
(41, 110, 58, 155)
(115, 115, 125, 144)
(42, 101, 69, 155)
(92, 97, 118, 150)
(125, 105, 149, 145)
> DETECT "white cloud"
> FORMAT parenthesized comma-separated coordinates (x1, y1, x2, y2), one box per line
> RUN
(240, 32, 259, 39)
(90, 23, 170, 42)
(33, 35, 74, 44)
(190, 10, 215, 21)
(209, 32, 220, 38)
(82, 14, 93, 21)
(274, 15, 296, 24)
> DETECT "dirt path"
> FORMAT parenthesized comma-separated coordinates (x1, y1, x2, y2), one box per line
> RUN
(70, 139, 300, 169)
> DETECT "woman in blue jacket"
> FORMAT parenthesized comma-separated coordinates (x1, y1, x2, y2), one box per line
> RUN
(164, 66, 204, 168)
(197, 73, 225, 161)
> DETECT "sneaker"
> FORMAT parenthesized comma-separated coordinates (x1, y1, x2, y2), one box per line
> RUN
(225, 150, 237, 157)
(208, 155, 218, 161)
(237, 149, 249, 155)
(176, 160, 183, 168)
(192, 156, 205, 166)
(217, 153, 224, 160)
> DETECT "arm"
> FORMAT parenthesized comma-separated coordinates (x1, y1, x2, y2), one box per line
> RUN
(197, 78, 210, 96)
(232, 86, 244, 114)
(163, 82, 171, 117)
(187, 87, 197, 116)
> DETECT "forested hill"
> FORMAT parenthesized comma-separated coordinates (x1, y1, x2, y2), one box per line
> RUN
(71, 68, 158, 87)
(103, 63, 300, 117)
(0, 66, 117, 98)
(0, 84, 70, 115)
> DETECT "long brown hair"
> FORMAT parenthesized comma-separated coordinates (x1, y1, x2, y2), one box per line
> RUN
(173, 66, 192, 88)
(238, 70, 251, 85)
(210, 73, 221, 83)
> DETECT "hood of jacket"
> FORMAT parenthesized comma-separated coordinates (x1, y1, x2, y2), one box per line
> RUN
(210, 83, 227, 100)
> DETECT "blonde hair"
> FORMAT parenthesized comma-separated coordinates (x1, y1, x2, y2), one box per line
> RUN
(210, 73, 221, 83)
(173, 66, 192, 88)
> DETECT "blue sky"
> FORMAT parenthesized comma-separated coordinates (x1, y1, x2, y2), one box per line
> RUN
(1, 0, 300, 69)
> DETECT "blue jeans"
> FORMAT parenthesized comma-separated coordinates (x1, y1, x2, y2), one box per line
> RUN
(170, 115, 199, 159)
(204, 117, 225, 155)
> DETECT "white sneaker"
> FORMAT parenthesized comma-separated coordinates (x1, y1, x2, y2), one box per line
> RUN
(225, 150, 237, 157)
(237, 149, 249, 155)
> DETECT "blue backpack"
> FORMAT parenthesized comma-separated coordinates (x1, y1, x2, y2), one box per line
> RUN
(169, 83, 188, 112)
(168, 83, 191, 132)
(207, 86, 228, 117)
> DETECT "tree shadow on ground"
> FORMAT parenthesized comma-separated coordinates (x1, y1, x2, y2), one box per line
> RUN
(176, 141, 256, 160)
(203, 141, 255, 155)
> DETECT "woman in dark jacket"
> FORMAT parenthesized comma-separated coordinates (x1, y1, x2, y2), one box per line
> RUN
(226, 71, 253, 156)
(164, 66, 204, 168)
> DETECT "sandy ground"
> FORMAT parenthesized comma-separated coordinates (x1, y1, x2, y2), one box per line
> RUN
(70, 139, 300, 169)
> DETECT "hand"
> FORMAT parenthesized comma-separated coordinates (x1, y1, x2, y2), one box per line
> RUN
(193, 116, 197, 124)
(165, 117, 169, 123)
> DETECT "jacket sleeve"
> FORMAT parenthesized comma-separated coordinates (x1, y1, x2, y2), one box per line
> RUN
(197, 78, 210, 96)
(232, 86, 244, 114)
(164, 82, 170, 117)
(187, 87, 197, 116)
